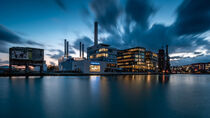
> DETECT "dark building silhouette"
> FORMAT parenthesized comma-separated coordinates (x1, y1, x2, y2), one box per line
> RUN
(64, 39, 67, 57)
(158, 45, 171, 73)
(80, 42, 82, 58)
(82, 44, 84, 58)
(165, 45, 171, 73)
(158, 49, 165, 72)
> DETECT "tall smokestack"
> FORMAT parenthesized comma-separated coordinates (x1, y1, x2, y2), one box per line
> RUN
(82, 44, 84, 58)
(64, 39, 66, 57)
(80, 42, 82, 58)
(67, 41, 69, 58)
(94, 21, 98, 46)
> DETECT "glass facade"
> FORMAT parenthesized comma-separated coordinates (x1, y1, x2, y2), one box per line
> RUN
(117, 47, 147, 72)
(145, 51, 158, 71)
(117, 47, 158, 72)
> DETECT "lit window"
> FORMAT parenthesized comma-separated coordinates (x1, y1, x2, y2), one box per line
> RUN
(99, 48, 108, 52)
(90, 65, 100, 72)
(90, 55, 94, 59)
(96, 53, 108, 58)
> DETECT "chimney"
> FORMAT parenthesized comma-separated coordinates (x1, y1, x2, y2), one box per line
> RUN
(80, 42, 82, 58)
(94, 21, 98, 46)
(82, 44, 84, 58)
(64, 39, 67, 57)
(67, 41, 69, 58)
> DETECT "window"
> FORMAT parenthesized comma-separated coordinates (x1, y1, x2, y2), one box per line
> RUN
(90, 55, 94, 59)
(96, 53, 108, 58)
(89, 65, 100, 72)
(99, 48, 108, 52)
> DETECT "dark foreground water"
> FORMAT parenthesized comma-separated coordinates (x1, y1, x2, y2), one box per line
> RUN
(0, 75, 210, 118)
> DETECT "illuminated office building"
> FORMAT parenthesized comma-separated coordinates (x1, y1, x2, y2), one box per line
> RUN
(145, 51, 158, 71)
(117, 47, 147, 72)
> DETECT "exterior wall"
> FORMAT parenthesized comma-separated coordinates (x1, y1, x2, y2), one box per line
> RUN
(158, 49, 165, 72)
(87, 44, 117, 63)
(205, 63, 210, 72)
(145, 51, 158, 72)
(72, 60, 109, 74)
(58, 57, 73, 71)
(117, 47, 146, 72)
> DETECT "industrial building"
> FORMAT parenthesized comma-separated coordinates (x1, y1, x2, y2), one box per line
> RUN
(87, 22, 117, 62)
(59, 21, 118, 73)
(58, 21, 167, 74)
(9, 47, 45, 74)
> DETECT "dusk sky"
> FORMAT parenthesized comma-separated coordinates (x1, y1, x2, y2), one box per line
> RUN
(0, 0, 209, 66)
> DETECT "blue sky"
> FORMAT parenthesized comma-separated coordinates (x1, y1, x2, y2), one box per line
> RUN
(0, 0, 209, 66)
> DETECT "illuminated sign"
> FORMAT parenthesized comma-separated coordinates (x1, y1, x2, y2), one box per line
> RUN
(90, 62, 100, 65)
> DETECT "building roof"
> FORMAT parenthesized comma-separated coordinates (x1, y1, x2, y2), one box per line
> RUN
(10, 47, 44, 50)
(118, 47, 146, 51)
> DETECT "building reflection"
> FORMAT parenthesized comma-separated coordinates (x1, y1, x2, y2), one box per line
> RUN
(158, 75, 170, 84)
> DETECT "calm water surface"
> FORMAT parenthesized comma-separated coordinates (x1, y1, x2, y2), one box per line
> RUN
(0, 75, 210, 118)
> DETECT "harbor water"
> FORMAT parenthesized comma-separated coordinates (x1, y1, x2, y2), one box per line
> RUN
(0, 74, 210, 118)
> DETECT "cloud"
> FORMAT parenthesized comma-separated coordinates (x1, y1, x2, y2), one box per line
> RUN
(54, 0, 67, 11)
(0, 41, 9, 53)
(47, 49, 64, 60)
(86, 0, 210, 65)
(0, 24, 23, 44)
(26, 40, 44, 47)
(173, 0, 210, 35)
(50, 61, 56, 66)
(171, 55, 210, 66)
(125, 0, 155, 29)
(0, 59, 9, 65)
(0, 24, 44, 53)
(47, 48, 75, 60)
(90, 0, 122, 33)
(73, 36, 93, 51)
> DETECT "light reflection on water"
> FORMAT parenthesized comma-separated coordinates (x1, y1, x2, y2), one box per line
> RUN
(0, 75, 210, 118)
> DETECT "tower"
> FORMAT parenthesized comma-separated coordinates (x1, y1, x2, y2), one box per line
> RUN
(94, 21, 98, 46)
(165, 45, 171, 73)
(80, 42, 82, 58)
(82, 44, 84, 58)
(66, 41, 69, 58)
(64, 39, 67, 57)
(158, 49, 165, 72)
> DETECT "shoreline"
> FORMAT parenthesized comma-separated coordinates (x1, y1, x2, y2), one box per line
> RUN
(0, 72, 209, 77)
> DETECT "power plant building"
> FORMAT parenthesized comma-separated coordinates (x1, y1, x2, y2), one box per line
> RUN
(59, 21, 118, 73)
(58, 21, 164, 74)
